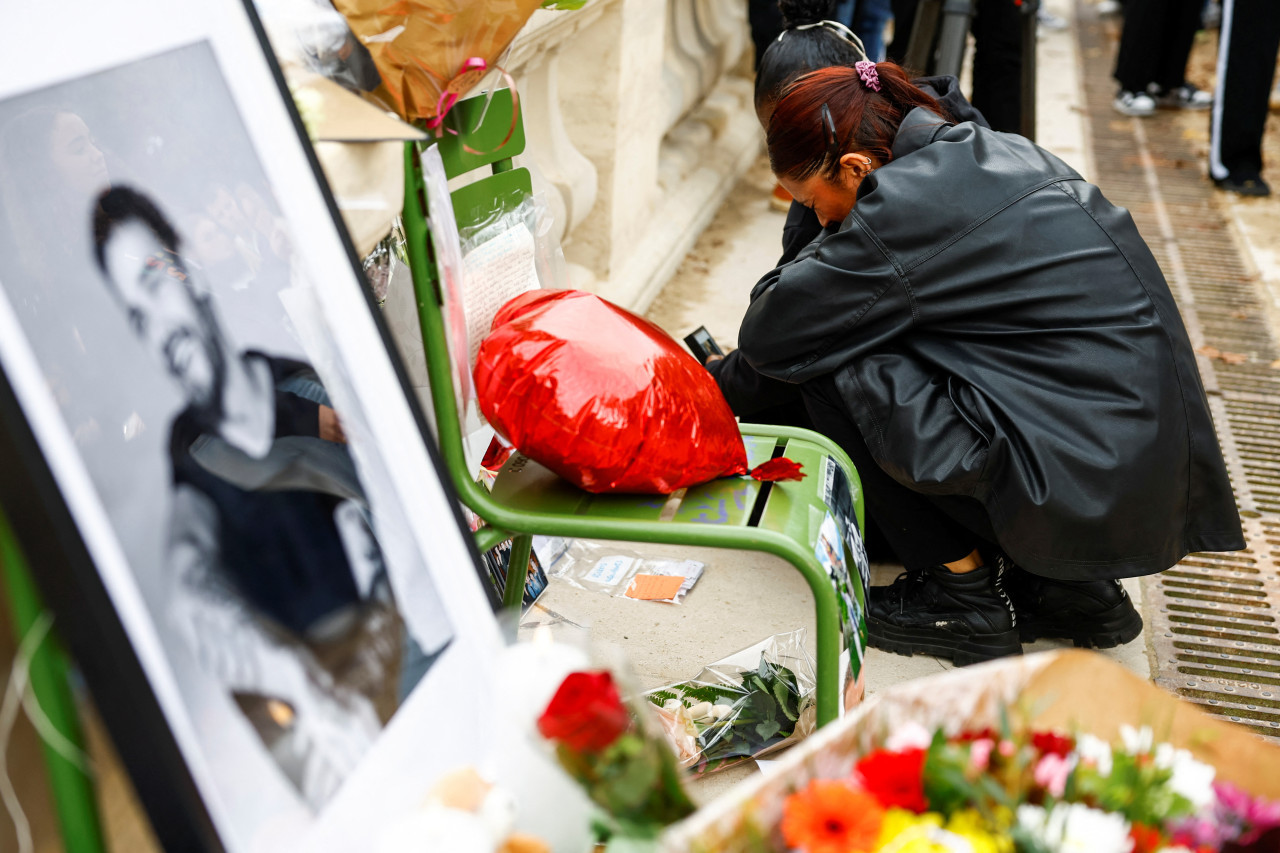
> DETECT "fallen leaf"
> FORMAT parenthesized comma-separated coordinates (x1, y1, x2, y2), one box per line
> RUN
(1196, 344, 1250, 365)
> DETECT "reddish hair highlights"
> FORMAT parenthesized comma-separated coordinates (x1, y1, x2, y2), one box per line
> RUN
(766, 62, 954, 181)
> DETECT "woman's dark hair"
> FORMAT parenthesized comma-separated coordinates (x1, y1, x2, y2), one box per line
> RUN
(0, 107, 87, 276)
(766, 63, 955, 181)
(754, 0, 867, 114)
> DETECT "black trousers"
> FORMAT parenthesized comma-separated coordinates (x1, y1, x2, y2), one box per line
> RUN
(1209, 0, 1280, 181)
(799, 376, 998, 570)
(1112, 0, 1202, 93)
(714, 353, 998, 568)
(887, 0, 1023, 133)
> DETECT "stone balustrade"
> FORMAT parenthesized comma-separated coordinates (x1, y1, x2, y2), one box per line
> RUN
(498, 0, 761, 312)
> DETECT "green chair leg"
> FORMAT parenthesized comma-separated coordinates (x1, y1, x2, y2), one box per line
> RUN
(0, 509, 106, 853)
(504, 534, 534, 611)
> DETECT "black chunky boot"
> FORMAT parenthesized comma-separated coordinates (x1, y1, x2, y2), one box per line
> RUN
(1002, 558, 1144, 649)
(867, 563, 1022, 666)
(868, 568, 926, 623)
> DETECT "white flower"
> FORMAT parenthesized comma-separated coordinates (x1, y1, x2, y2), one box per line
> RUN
(1075, 733, 1114, 776)
(885, 720, 934, 752)
(1017, 803, 1132, 853)
(1119, 724, 1155, 755)
(1154, 743, 1216, 809)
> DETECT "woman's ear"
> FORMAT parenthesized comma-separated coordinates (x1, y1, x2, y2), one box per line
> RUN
(838, 152, 874, 178)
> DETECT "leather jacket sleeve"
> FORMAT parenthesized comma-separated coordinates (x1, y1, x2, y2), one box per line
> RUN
(739, 219, 911, 383)
(707, 348, 804, 416)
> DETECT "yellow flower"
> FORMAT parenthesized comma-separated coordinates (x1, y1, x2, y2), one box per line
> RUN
(877, 809, 947, 852)
(875, 808, 1015, 853)
(944, 809, 1014, 853)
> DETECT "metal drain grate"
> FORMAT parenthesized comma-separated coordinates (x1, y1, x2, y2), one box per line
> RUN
(1078, 5, 1280, 739)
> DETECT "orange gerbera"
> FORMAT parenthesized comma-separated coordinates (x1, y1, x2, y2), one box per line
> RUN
(780, 779, 886, 853)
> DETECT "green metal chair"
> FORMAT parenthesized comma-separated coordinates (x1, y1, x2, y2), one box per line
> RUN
(0, 508, 106, 853)
(402, 90, 868, 726)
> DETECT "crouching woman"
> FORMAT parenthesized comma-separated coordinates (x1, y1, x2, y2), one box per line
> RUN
(732, 61, 1243, 664)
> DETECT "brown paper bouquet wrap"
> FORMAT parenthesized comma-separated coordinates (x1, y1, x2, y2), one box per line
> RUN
(331, 0, 543, 123)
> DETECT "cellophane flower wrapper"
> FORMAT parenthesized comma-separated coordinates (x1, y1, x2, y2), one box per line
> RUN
(330, 0, 543, 122)
(474, 289, 749, 494)
(657, 649, 1280, 853)
(644, 630, 818, 775)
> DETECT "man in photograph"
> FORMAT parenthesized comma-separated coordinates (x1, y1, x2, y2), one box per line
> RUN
(90, 185, 440, 809)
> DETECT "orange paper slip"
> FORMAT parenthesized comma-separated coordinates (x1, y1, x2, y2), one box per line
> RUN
(625, 574, 686, 601)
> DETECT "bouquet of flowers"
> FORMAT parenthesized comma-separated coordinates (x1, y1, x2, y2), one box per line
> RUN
(646, 631, 818, 775)
(773, 720, 1280, 852)
(537, 669, 697, 839)
(658, 651, 1280, 853)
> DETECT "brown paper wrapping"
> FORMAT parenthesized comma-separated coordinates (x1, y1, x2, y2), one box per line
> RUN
(332, 0, 543, 122)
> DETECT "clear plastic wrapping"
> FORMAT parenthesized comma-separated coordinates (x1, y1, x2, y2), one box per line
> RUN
(645, 631, 818, 774)
(255, 0, 383, 93)
(544, 540, 705, 605)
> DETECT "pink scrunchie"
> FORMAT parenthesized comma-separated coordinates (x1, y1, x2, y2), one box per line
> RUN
(854, 60, 881, 93)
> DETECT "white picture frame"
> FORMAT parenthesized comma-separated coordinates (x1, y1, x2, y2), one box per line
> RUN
(0, 3, 505, 850)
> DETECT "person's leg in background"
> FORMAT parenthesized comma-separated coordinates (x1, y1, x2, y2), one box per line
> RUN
(969, 0, 1023, 133)
(1149, 0, 1214, 107)
(886, 0, 920, 65)
(1113, 0, 1211, 114)
(800, 376, 1021, 664)
(1113, 0, 1165, 114)
(749, 0, 786, 68)
(1209, 0, 1280, 195)
(833, 0, 857, 28)
(852, 0, 894, 60)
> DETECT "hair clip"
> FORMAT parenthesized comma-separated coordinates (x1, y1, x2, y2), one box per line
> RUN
(820, 103, 840, 159)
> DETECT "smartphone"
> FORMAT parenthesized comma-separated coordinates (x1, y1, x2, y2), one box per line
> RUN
(683, 326, 724, 365)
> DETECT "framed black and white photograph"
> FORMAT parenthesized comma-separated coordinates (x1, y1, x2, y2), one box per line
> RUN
(0, 2, 503, 850)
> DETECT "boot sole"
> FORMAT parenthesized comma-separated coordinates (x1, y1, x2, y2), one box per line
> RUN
(1018, 600, 1144, 649)
(867, 617, 1023, 667)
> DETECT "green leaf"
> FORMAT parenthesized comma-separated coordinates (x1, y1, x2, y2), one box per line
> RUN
(755, 719, 783, 742)
(597, 745, 660, 812)
(541, 0, 590, 7)
(772, 678, 799, 722)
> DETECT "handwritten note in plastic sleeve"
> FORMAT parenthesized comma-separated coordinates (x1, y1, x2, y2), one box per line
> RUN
(461, 222, 539, 369)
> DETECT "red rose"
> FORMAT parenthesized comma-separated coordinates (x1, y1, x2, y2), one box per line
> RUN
(855, 747, 928, 813)
(537, 670, 632, 753)
(1129, 822, 1165, 853)
(1031, 730, 1075, 758)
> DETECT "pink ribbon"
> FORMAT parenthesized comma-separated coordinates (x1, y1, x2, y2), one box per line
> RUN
(425, 56, 489, 130)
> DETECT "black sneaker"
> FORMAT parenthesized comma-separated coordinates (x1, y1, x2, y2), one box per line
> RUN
(1001, 558, 1144, 648)
(1214, 174, 1272, 197)
(867, 563, 1022, 666)
(1148, 82, 1213, 110)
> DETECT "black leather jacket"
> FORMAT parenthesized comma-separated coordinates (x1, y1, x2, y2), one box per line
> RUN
(735, 108, 1244, 579)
